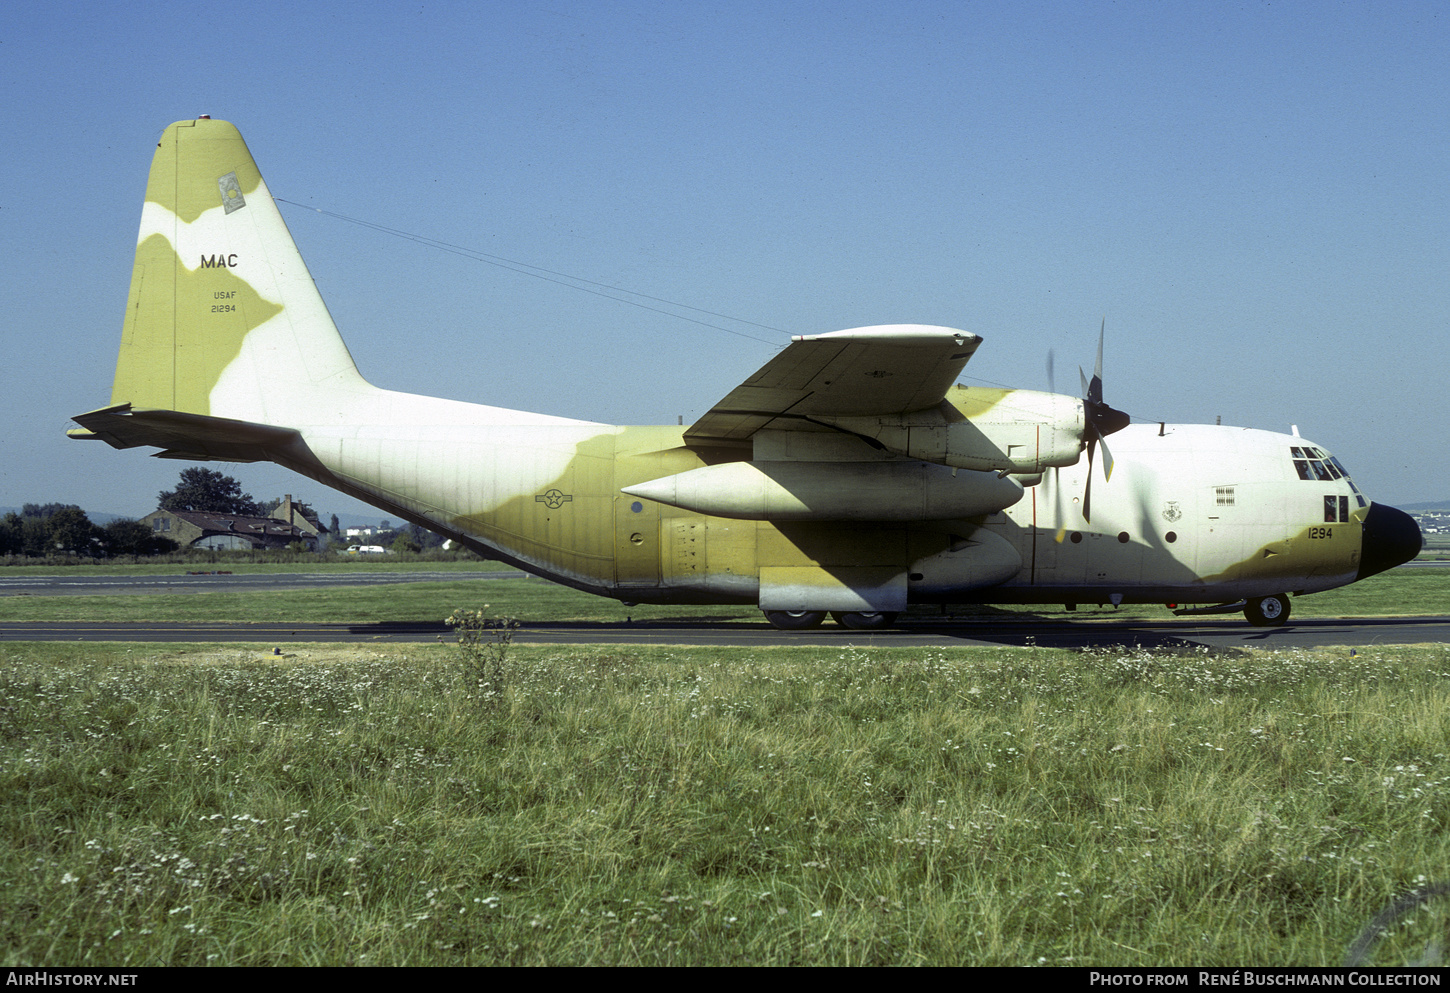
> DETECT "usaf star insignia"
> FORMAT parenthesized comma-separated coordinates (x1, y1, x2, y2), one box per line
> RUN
(535, 489, 573, 509)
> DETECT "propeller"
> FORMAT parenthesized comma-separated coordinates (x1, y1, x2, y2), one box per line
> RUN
(1048, 320, 1131, 541)
(1076, 319, 1131, 525)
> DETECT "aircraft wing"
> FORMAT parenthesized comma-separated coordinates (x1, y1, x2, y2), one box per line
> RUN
(683, 325, 980, 446)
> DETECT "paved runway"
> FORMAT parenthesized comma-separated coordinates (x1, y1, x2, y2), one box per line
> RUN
(3, 568, 1445, 650)
(4, 615, 1447, 651)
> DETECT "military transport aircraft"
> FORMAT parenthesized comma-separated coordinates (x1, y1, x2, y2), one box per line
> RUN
(70, 119, 1422, 629)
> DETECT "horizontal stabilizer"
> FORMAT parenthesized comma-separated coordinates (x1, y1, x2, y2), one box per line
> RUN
(69, 404, 302, 463)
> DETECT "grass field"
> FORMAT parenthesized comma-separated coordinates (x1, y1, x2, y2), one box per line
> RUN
(3, 562, 1447, 966)
(2, 637, 1449, 967)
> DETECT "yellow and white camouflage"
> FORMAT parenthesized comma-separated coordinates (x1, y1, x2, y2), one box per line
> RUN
(71, 119, 1422, 629)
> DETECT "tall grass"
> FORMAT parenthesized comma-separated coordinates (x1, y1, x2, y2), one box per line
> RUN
(2, 641, 1447, 966)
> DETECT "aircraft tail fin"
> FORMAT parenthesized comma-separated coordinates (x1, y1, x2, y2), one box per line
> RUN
(72, 118, 369, 450)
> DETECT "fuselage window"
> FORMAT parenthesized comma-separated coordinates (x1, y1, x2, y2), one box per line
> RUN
(1324, 495, 1350, 523)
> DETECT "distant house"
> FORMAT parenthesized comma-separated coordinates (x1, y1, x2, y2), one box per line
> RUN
(270, 495, 328, 541)
(143, 508, 317, 551)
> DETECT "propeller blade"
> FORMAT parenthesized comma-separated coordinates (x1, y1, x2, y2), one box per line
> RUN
(1094, 317, 1105, 390)
(1082, 436, 1095, 523)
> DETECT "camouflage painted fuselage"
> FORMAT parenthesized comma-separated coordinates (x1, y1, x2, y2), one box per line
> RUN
(244, 414, 1399, 610)
(72, 119, 1420, 617)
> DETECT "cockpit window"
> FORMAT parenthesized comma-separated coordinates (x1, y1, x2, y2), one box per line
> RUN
(1294, 457, 1336, 481)
(1297, 451, 1368, 509)
(1287, 452, 1363, 510)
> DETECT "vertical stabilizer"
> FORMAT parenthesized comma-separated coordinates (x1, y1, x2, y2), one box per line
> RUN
(108, 118, 367, 425)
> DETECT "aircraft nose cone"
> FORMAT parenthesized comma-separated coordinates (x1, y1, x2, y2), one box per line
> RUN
(1357, 503, 1422, 581)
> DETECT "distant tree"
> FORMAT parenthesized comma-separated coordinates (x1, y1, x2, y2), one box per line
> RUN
(102, 518, 178, 556)
(47, 507, 101, 555)
(391, 533, 421, 554)
(158, 468, 262, 516)
(20, 517, 50, 556)
(21, 502, 82, 520)
(0, 512, 22, 555)
(329, 514, 340, 536)
(408, 522, 445, 550)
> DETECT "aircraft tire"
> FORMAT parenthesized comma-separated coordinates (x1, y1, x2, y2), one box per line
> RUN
(830, 611, 900, 630)
(763, 610, 828, 630)
(1244, 594, 1290, 627)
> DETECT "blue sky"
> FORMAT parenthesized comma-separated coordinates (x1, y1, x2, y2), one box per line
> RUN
(3, 0, 1445, 521)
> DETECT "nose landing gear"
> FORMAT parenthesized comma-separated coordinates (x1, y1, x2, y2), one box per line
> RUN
(1244, 594, 1290, 627)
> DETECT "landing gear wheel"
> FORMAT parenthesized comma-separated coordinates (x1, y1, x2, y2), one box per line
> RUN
(763, 610, 827, 630)
(1245, 594, 1290, 627)
(829, 611, 900, 630)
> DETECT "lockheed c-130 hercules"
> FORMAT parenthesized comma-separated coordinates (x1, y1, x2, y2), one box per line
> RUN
(70, 119, 1423, 630)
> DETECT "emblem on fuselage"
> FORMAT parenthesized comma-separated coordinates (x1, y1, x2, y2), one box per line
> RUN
(1162, 501, 1182, 523)
(218, 171, 246, 214)
(535, 489, 573, 509)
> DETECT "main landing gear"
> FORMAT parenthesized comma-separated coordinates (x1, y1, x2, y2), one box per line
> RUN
(1244, 594, 1291, 627)
(761, 610, 900, 631)
(761, 610, 827, 630)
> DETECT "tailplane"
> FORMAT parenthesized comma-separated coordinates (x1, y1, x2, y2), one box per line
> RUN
(71, 118, 370, 456)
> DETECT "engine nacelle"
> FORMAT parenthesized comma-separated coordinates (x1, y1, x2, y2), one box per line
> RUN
(816, 387, 1085, 473)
